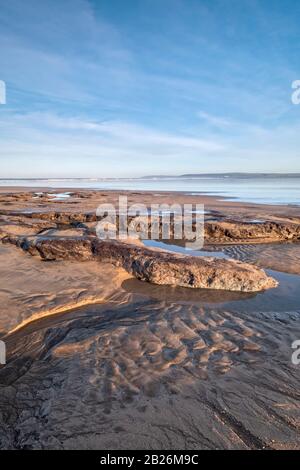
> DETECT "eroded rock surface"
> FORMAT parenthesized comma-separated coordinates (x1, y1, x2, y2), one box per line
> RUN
(205, 220, 300, 244)
(1, 209, 300, 243)
(2, 235, 277, 292)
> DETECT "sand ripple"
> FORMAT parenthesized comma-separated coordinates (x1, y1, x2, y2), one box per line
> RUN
(1, 299, 300, 449)
(223, 242, 300, 275)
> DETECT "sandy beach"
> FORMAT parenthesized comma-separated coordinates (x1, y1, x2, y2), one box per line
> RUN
(0, 188, 299, 449)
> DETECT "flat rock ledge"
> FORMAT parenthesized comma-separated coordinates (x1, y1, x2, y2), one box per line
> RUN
(1, 210, 300, 243)
(3, 235, 278, 292)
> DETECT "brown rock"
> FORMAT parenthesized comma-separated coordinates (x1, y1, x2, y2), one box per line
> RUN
(1, 210, 299, 244)
(93, 239, 278, 292)
(204, 221, 300, 244)
(3, 235, 278, 292)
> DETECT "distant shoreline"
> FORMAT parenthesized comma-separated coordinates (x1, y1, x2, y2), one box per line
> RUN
(0, 174, 299, 206)
(1, 172, 300, 181)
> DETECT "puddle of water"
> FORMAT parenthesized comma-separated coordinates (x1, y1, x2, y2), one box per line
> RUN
(17, 209, 43, 214)
(143, 239, 229, 259)
(122, 268, 300, 313)
(140, 239, 300, 312)
(120, 208, 207, 216)
(32, 192, 72, 201)
(47, 192, 72, 200)
(32, 192, 43, 199)
(248, 219, 266, 224)
(187, 191, 225, 195)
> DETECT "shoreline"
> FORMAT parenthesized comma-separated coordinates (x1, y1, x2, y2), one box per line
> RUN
(1, 185, 300, 214)
(0, 175, 300, 207)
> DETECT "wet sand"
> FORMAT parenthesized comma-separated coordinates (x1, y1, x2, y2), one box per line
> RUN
(0, 188, 300, 449)
(1, 186, 300, 223)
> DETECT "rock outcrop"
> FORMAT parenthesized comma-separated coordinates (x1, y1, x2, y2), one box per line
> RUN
(204, 221, 300, 244)
(1, 210, 300, 243)
(2, 235, 278, 292)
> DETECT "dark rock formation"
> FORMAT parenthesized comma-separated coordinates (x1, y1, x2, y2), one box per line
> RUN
(2, 235, 278, 292)
(94, 239, 278, 292)
(204, 221, 300, 244)
(1, 209, 300, 243)
(0, 210, 97, 225)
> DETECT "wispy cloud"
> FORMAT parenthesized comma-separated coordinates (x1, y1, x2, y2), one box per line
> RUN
(1, 110, 300, 177)
(197, 111, 232, 128)
(0, 0, 300, 176)
(0, 111, 225, 175)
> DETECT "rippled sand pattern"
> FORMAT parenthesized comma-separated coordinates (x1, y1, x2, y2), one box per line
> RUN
(1, 298, 300, 449)
(224, 243, 300, 275)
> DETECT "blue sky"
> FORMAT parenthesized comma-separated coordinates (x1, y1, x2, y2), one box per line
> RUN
(0, 0, 300, 177)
